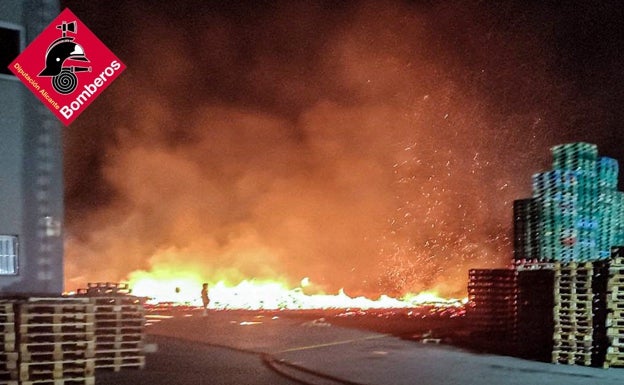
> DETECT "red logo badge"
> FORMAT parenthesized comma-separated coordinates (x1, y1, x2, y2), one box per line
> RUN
(9, 8, 125, 125)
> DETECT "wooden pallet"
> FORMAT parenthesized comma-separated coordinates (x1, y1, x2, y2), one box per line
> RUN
(19, 322, 93, 335)
(19, 341, 94, 356)
(609, 265, 624, 276)
(0, 323, 14, 334)
(20, 376, 94, 385)
(20, 348, 94, 363)
(95, 319, 144, 328)
(94, 340, 142, 351)
(554, 326, 593, 336)
(0, 303, 15, 315)
(0, 313, 14, 324)
(94, 326, 143, 336)
(554, 262, 594, 272)
(554, 301, 591, 312)
(552, 350, 592, 366)
(553, 332, 592, 343)
(555, 293, 593, 303)
(608, 301, 624, 311)
(19, 359, 94, 382)
(94, 333, 142, 344)
(554, 316, 592, 328)
(19, 332, 93, 345)
(19, 313, 95, 324)
(0, 332, 15, 352)
(553, 339, 593, 350)
(607, 345, 624, 355)
(92, 305, 143, 314)
(89, 297, 143, 306)
(94, 348, 142, 358)
(608, 291, 624, 302)
(553, 305, 593, 319)
(608, 335, 624, 347)
(0, 353, 18, 371)
(608, 275, 624, 285)
(94, 310, 144, 321)
(604, 353, 624, 368)
(18, 305, 94, 316)
(606, 316, 624, 328)
(94, 355, 145, 371)
(554, 287, 592, 296)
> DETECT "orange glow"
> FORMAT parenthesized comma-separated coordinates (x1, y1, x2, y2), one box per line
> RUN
(126, 270, 465, 310)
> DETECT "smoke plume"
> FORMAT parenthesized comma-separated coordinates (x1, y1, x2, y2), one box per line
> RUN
(63, 1, 624, 297)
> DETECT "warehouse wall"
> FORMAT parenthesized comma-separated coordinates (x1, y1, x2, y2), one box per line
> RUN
(0, 0, 63, 294)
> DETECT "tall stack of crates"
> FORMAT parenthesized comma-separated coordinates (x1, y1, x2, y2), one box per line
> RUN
(76, 283, 146, 372)
(513, 199, 540, 261)
(467, 263, 556, 361)
(16, 297, 95, 385)
(0, 301, 17, 385)
(605, 248, 624, 368)
(467, 269, 518, 344)
(515, 263, 555, 362)
(516, 142, 624, 263)
(552, 262, 595, 365)
(508, 142, 624, 367)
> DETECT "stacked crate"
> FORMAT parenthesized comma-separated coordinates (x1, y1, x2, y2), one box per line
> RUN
(515, 262, 555, 362)
(467, 269, 518, 342)
(592, 260, 610, 367)
(77, 283, 146, 372)
(531, 169, 582, 262)
(17, 297, 95, 385)
(501, 142, 624, 367)
(0, 301, 17, 385)
(513, 199, 540, 261)
(552, 262, 595, 366)
(605, 249, 624, 368)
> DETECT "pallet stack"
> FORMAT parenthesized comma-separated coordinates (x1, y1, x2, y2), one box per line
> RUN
(467, 269, 518, 344)
(513, 199, 540, 261)
(0, 300, 17, 385)
(504, 142, 624, 367)
(552, 262, 595, 366)
(605, 249, 624, 368)
(76, 283, 146, 372)
(515, 262, 555, 362)
(17, 297, 95, 385)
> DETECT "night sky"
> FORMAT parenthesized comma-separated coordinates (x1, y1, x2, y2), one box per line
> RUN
(59, 0, 624, 296)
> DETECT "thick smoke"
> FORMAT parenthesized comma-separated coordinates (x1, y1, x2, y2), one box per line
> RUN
(64, 1, 624, 297)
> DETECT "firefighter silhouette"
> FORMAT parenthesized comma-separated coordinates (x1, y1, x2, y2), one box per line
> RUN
(39, 21, 91, 95)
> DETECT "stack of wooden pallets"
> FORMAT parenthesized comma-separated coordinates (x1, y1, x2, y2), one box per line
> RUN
(91, 295, 145, 371)
(17, 297, 95, 385)
(76, 282, 146, 372)
(605, 252, 624, 368)
(552, 262, 595, 366)
(0, 300, 17, 385)
(514, 262, 555, 362)
(467, 269, 518, 342)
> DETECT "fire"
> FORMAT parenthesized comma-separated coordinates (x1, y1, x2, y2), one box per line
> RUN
(127, 270, 465, 310)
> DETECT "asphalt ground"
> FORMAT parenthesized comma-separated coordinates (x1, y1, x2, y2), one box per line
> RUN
(96, 310, 624, 385)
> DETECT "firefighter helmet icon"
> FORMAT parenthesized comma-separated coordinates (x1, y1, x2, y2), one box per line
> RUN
(39, 20, 91, 94)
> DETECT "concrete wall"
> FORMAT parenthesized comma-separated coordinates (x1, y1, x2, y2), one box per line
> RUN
(0, 0, 63, 294)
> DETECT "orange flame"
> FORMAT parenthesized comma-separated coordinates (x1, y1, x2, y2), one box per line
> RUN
(127, 269, 465, 310)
